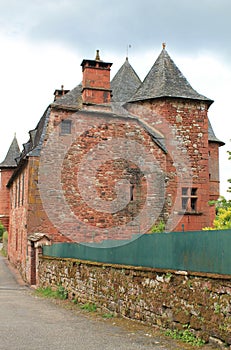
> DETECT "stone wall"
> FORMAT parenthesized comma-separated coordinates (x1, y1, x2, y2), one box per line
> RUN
(38, 255, 231, 346)
(127, 99, 219, 231)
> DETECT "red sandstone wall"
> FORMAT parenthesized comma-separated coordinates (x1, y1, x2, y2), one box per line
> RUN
(39, 109, 167, 243)
(27, 157, 68, 243)
(7, 97, 219, 278)
(0, 168, 14, 230)
(8, 164, 29, 279)
(208, 142, 220, 200)
(208, 142, 220, 226)
(127, 99, 212, 231)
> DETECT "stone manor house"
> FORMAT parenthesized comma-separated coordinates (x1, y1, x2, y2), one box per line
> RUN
(0, 44, 224, 283)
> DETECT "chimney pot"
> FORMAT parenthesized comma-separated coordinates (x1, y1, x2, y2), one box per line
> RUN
(95, 49, 100, 61)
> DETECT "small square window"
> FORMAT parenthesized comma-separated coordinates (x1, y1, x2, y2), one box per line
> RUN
(60, 120, 72, 135)
(181, 187, 198, 212)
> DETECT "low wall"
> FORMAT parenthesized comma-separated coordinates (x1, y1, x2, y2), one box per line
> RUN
(38, 255, 231, 346)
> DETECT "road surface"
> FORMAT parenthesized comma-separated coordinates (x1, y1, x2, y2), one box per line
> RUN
(0, 254, 215, 350)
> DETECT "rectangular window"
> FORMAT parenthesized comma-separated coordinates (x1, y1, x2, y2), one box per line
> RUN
(181, 187, 198, 212)
(15, 183, 17, 208)
(60, 120, 72, 135)
(182, 197, 188, 210)
(18, 176, 21, 207)
(16, 229, 18, 251)
(21, 172, 25, 206)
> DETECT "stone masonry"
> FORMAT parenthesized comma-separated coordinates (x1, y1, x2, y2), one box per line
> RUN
(38, 256, 231, 346)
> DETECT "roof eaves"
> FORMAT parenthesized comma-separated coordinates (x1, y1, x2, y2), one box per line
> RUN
(129, 95, 214, 106)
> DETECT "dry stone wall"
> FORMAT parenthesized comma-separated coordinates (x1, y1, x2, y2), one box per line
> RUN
(39, 256, 231, 346)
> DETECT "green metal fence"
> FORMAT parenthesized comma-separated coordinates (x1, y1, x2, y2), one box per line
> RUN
(42, 230, 231, 275)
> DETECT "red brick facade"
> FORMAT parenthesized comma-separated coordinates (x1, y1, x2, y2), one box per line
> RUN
(0, 48, 223, 283)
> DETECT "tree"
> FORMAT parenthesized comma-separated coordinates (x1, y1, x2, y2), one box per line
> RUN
(228, 149, 231, 193)
(213, 198, 231, 229)
(203, 197, 231, 230)
(203, 148, 231, 230)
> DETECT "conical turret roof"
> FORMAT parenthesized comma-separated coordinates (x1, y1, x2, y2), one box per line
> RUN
(111, 58, 141, 102)
(130, 45, 212, 104)
(208, 119, 224, 146)
(0, 135, 20, 168)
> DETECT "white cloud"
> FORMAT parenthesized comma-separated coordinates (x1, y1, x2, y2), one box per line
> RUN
(0, 0, 230, 199)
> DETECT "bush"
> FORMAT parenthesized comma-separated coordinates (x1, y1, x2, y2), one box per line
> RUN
(149, 220, 165, 233)
(0, 222, 6, 242)
(203, 197, 231, 230)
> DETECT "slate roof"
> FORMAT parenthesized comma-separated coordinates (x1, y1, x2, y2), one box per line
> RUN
(6, 48, 223, 179)
(19, 108, 51, 160)
(51, 84, 82, 109)
(0, 135, 20, 168)
(208, 119, 224, 145)
(111, 58, 141, 102)
(130, 47, 213, 104)
(28, 108, 51, 157)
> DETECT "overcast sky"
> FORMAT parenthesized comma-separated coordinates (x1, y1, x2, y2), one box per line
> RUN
(0, 0, 230, 198)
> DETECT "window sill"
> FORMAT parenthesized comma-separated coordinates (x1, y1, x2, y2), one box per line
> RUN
(178, 211, 203, 216)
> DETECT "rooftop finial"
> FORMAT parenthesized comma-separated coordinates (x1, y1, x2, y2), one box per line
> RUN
(162, 42, 166, 49)
(95, 49, 100, 61)
(126, 44, 131, 60)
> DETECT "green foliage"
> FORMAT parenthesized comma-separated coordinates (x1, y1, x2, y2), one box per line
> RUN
(0, 221, 6, 241)
(214, 303, 221, 314)
(80, 302, 97, 312)
(165, 325, 205, 346)
(35, 285, 68, 300)
(57, 285, 68, 300)
(1, 231, 8, 256)
(150, 220, 165, 233)
(102, 312, 114, 319)
(228, 149, 231, 193)
(203, 147, 231, 230)
(213, 206, 231, 230)
(203, 196, 231, 230)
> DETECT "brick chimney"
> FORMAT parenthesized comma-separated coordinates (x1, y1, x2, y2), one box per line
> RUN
(81, 50, 112, 104)
(53, 85, 70, 101)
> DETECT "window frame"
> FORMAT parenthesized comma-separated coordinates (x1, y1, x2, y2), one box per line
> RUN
(60, 119, 72, 135)
(181, 187, 199, 214)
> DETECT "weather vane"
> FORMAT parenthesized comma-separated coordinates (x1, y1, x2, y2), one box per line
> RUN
(126, 44, 131, 59)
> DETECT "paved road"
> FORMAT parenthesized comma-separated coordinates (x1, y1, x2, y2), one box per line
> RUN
(0, 255, 215, 350)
